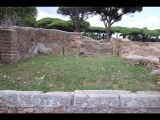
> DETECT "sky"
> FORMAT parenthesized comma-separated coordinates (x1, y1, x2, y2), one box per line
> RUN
(36, 7, 160, 30)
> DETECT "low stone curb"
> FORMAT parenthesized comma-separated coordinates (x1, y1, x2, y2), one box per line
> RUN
(0, 90, 160, 113)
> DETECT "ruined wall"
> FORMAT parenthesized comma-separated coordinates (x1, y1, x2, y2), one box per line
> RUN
(130, 42, 160, 57)
(0, 27, 114, 64)
(0, 26, 82, 64)
(0, 90, 160, 113)
(1, 26, 160, 64)
(110, 38, 160, 58)
(0, 27, 18, 64)
(110, 38, 160, 70)
(80, 36, 113, 56)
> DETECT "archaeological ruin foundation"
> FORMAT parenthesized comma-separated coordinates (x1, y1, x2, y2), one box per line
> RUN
(1, 26, 160, 113)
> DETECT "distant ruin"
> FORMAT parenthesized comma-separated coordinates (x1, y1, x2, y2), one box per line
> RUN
(0, 26, 113, 64)
(1, 26, 160, 113)
(1, 26, 160, 65)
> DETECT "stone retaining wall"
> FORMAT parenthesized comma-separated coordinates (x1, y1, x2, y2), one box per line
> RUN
(0, 90, 160, 113)
(0, 28, 18, 63)
(110, 38, 160, 58)
(124, 55, 159, 70)
(0, 26, 82, 64)
(80, 36, 113, 56)
(0, 26, 115, 64)
(1, 26, 160, 64)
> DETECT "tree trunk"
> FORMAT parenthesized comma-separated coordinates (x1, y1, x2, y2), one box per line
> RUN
(110, 33, 112, 39)
(74, 21, 80, 32)
(105, 24, 112, 42)
(102, 33, 105, 40)
(157, 35, 159, 41)
(75, 23, 79, 32)
(91, 32, 94, 39)
(103, 19, 111, 42)
(106, 29, 110, 42)
(149, 35, 151, 42)
(142, 34, 144, 42)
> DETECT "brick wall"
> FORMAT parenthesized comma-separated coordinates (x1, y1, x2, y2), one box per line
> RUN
(0, 28, 18, 64)
(0, 26, 83, 64)
(1, 26, 160, 64)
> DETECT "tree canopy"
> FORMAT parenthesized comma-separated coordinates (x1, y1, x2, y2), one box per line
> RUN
(57, 7, 93, 32)
(36, 17, 90, 32)
(88, 7, 143, 42)
(36, 17, 65, 28)
(82, 26, 160, 42)
(0, 7, 38, 27)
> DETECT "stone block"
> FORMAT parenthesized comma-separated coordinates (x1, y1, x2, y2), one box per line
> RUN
(17, 111, 27, 113)
(114, 90, 160, 108)
(64, 47, 80, 56)
(64, 47, 72, 56)
(74, 90, 119, 108)
(23, 108, 34, 113)
(72, 48, 80, 56)
(36, 92, 73, 107)
(113, 90, 138, 108)
(8, 110, 17, 113)
(51, 47, 63, 55)
(136, 91, 160, 107)
(151, 70, 160, 75)
(0, 111, 7, 113)
(2, 90, 42, 107)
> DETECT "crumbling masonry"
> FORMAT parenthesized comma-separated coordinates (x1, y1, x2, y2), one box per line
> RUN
(1, 26, 160, 68)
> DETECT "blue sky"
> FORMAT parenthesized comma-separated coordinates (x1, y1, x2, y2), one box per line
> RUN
(36, 7, 160, 30)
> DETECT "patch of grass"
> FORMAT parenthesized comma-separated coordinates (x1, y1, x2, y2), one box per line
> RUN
(0, 54, 159, 92)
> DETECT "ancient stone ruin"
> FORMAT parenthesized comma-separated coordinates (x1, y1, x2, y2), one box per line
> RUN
(1, 26, 160, 70)
(0, 90, 160, 113)
(0, 26, 114, 64)
(1, 26, 160, 113)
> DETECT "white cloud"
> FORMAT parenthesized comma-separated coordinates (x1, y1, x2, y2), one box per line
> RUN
(37, 11, 55, 20)
(144, 7, 152, 10)
(129, 20, 144, 28)
(86, 15, 104, 27)
(122, 14, 128, 18)
(144, 16, 160, 24)
(36, 11, 70, 21)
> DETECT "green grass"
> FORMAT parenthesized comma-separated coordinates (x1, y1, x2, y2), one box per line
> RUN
(0, 54, 159, 92)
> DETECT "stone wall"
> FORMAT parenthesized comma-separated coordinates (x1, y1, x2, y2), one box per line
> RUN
(80, 36, 113, 56)
(0, 90, 160, 113)
(0, 26, 82, 64)
(109, 38, 160, 69)
(0, 27, 115, 64)
(0, 27, 18, 63)
(1, 26, 160, 64)
(110, 38, 160, 58)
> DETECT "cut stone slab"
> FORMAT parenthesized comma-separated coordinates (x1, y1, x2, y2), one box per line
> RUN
(74, 90, 119, 108)
(2, 90, 43, 107)
(36, 92, 73, 107)
(124, 55, 159, 70)
(124, 55, 142, 65)
(115, 90, 160, 108)
(151, 70, 160, 75)
(1, 90, 160, 113)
